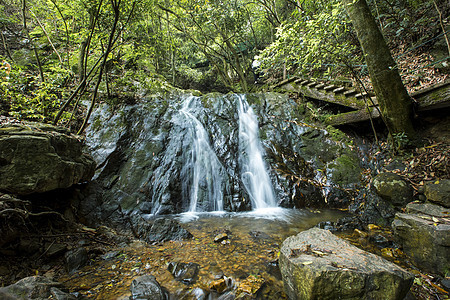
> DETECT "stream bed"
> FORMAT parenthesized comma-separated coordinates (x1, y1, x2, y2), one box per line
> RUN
(61, 208, 347, 299)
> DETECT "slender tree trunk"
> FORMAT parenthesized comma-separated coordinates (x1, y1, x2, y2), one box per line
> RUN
(22, 0, 44, 82)
(342, 0, 415, 139)
(1, 31, 14, 62)
(30, 10, 63, 66)
(433, 0, 450, 56)
(78, 0, 121, 134)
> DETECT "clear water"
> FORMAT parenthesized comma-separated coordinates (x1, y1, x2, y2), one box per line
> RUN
(62, 208, 348, 299)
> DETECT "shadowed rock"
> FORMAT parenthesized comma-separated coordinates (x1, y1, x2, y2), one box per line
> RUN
(392, 201, 450, 276)
(0, 123, 95, 195)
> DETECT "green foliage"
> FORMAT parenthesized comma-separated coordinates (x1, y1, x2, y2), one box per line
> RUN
(258, 0, 362, 80)
(0, 58, 70, 122)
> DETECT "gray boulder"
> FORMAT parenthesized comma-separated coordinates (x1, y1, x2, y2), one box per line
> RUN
(392, 202, 450, 275)
(279, 228, 413, 300)
(424, 179, 450, 208)
(136, 218, 193, 243)
(372, 172, 413, 206)
(0, 123, 96, 195)
(0, 276, 76, 300)
(130, 275, 165, 300)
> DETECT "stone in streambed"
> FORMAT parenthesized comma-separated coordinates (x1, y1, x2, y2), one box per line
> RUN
(65, 247, 88, 273)
(130, 275, 165, 300)
(214, 233, 228, 243)
(0, 276, 76, 300)
(167, 262, 200, 285)
(279, 228, 413, 300)
(424, 179, 450, 208)
(137, 218, 193, 243)
(392, 201, 450, 276)
(372, 172, 413, 207)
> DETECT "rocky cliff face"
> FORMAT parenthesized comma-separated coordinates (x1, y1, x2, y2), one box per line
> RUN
(81, 92, 360, 225)
(0, 123, 96, 195)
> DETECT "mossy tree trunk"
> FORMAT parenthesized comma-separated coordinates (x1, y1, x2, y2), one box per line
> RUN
(342, 0, 416, 139)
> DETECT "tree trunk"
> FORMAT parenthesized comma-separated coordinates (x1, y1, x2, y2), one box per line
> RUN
(22, 0, 44, 82)
(342, 0, 415, 139)
(78, 0, 121, 134)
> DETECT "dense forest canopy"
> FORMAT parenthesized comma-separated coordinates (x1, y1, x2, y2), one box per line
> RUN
(0, 0, 448, 132)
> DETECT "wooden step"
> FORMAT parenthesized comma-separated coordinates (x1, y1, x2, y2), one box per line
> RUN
(333, 87, 346, 94)
(326, 109, 381, 126)
(343, 89, 357, 97)
(324, 85, 336, 91)
(315, 83, 326, 89)
(355, 92, 369, 98)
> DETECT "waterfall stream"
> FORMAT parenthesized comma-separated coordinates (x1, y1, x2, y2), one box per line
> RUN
(237, 95, 277, 209)
(180, 96, 225, 212)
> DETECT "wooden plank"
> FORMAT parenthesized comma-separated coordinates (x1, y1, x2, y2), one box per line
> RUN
(326, 109, 381, 126)
(298, 85, 366, 109)
(355, 92, 369, 98)
(415, 82, 450, 111)
(411, 78, 450, 98)
(333, 87, 346, 94)
(307, 82, 317, 87)
(324, 85, 336, 91)
(315, 83, 326, 89)
(272, 76, 298, 88)
(344, 89, 357, 96)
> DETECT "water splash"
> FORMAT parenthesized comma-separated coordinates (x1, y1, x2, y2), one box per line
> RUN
(237, 95, 277, 209)
(180, 96, 225, 212)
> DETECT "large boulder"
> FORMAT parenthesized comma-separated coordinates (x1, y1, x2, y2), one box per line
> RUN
(424, 179, 450, 208)
(392, 202, 450, 275)
(372, 172, 413, 207)
(279, 228, 413, 300)
(0, 123, 96, 195)
(0, 276, 76, 300)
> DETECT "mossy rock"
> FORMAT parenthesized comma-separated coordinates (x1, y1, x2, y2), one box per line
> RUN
(329, 153, 361, 186)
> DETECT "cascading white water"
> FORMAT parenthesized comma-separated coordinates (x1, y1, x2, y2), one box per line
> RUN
(180, 96, 224, 212)
(237, 95, 277, 209)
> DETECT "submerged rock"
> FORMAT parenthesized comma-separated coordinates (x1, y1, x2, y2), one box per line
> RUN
(0, 276, 75, 300)
(279, 228, 413, 300)
(130, 275, 165, 300)
(392, 202, 450, 275)
(136, 218, 193, 243)
(0, 123, 95, 195)
(167, 262, 200, 285)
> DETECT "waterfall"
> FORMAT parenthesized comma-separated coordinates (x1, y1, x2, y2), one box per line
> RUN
(180, 96, 225, 212)
(237, 95, 277, 209)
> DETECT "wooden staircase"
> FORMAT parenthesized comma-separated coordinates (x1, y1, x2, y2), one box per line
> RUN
(272, 77, 450, 126)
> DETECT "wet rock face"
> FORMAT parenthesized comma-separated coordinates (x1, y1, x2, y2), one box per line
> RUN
(0, 123, 96, 195)
(392, 202, 450, 276)
(279, 228, 413, 300)
(84, 92, 360, 218)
